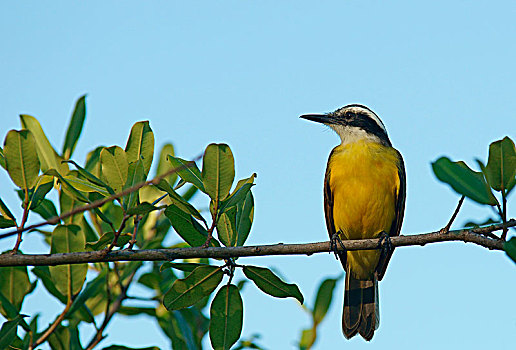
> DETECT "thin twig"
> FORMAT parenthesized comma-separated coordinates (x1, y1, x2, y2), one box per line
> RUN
(440, 195, 465, 234)
(202, 219, 218, 248)
(12, 190, 30, 253)
(31, 296, 73, 348)
(0, 154, 202, 241)
(1, 220, 513, 267)
(106, 215, 129, 252)
(128, 215, 141, 250)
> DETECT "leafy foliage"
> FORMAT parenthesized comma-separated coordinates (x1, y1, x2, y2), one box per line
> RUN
(432, 136, 516, 257)
(0, 96, 307, 349)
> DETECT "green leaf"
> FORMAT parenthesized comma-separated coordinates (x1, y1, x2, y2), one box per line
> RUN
(47, 324, 71, 350)
(85, 231, 132, 251)
(103, 345, 160, 350)
(164, 205, 219, 247)
(49, 225, 88, 296)
(0, 314, 26, 349)
(504, 237, 516, 264)
(219, 174, 255, 214)
(79, 216, 99, 243)
(157, 179, 205, 223)
(64, 174, 110, 196)
(209, 284, 243, 350)
(181, 307, 209, 348)
(202, 143, 235, 202)
(32, 198, 59, 221)
(100, 146, 129, 193)
(126, 202, 158, 216)
(156, 143, 177, 185)
(59, 190, 83, 225)
(125, 121, 154, 176)
(157, 310, 197, 350)
(0, 198, 15, 222)
(45, 169, 88, 202)
(217, 206, 237, 247)
(0, 216, 16, 229)
(160, 262, 209, 273)
(84, 146, 104, 177)
(27, 175, 54, 209)
(63, 159, 113, 192)
(0, 266, 31, 312)
(124, 159, 145, 210)
(3, 129, 40, 189)
(243, 265, 304, 304)
(235, 191, 254, 246)
(432, 157, 497, 205)
(66, 270, 106, 322)
(20, 114, 67, 174)
(32, 266, 67, 304)
(181, 184, 198, 202)
(298, 328, 315, 350)
(0, 291, 19, 321)
(62, 95, 86, 160)
(312, 278, 338, 325)
(22, 314, 39, 348)
(167, 155, 205, 192)
(484, 137, 516, 193)
(163, 265, 223, 310)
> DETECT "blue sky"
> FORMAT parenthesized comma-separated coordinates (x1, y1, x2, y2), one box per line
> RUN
(1, 1, 515, 349)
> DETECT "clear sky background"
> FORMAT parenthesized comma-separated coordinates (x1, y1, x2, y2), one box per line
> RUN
(1, 1, 515, 349)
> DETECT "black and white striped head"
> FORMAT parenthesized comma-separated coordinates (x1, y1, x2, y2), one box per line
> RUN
(300, 104, 391, 146)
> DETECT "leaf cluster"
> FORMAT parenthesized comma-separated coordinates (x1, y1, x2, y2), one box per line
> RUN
(0, 96, 306, 350)
(431, 136, 516, 261)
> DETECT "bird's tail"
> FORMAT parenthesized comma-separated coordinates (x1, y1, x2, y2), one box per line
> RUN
(342, 270, 379, 341)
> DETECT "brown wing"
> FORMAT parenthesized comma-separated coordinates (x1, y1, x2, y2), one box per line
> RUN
(324, 148, 347, 269)
(376, 149, 406, 281)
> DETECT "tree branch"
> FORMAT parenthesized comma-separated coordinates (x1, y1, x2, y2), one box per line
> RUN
(0, 220, 513, 267)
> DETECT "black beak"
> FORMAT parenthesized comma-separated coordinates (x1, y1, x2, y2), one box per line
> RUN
(299, 113, 333, 124)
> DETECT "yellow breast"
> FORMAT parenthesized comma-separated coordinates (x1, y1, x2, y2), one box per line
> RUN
(328, 140, 401, 278)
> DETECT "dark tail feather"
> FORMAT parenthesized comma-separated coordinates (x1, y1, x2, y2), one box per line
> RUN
(342, 271, 379, 341)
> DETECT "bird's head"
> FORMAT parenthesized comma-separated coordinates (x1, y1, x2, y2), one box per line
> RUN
(300, 104, 391, 146)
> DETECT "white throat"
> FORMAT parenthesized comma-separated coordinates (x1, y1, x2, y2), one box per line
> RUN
(330, 124, 383, 145)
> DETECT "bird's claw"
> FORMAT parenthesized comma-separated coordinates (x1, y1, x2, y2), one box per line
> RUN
(330, 232, 346, 260)
(377, 231, 393, 252)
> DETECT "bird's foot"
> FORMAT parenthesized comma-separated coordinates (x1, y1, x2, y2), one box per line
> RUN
(330, 232, 346, 260)
(377, 231, 393, 252)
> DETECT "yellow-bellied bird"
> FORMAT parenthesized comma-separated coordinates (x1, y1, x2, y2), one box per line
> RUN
(301, 104, 406, 341)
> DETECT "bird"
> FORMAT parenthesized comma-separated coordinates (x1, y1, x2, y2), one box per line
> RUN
(300, 104, 406, 341)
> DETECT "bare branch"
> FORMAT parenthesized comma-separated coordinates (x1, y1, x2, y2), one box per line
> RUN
(0, 220, 513, 267)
